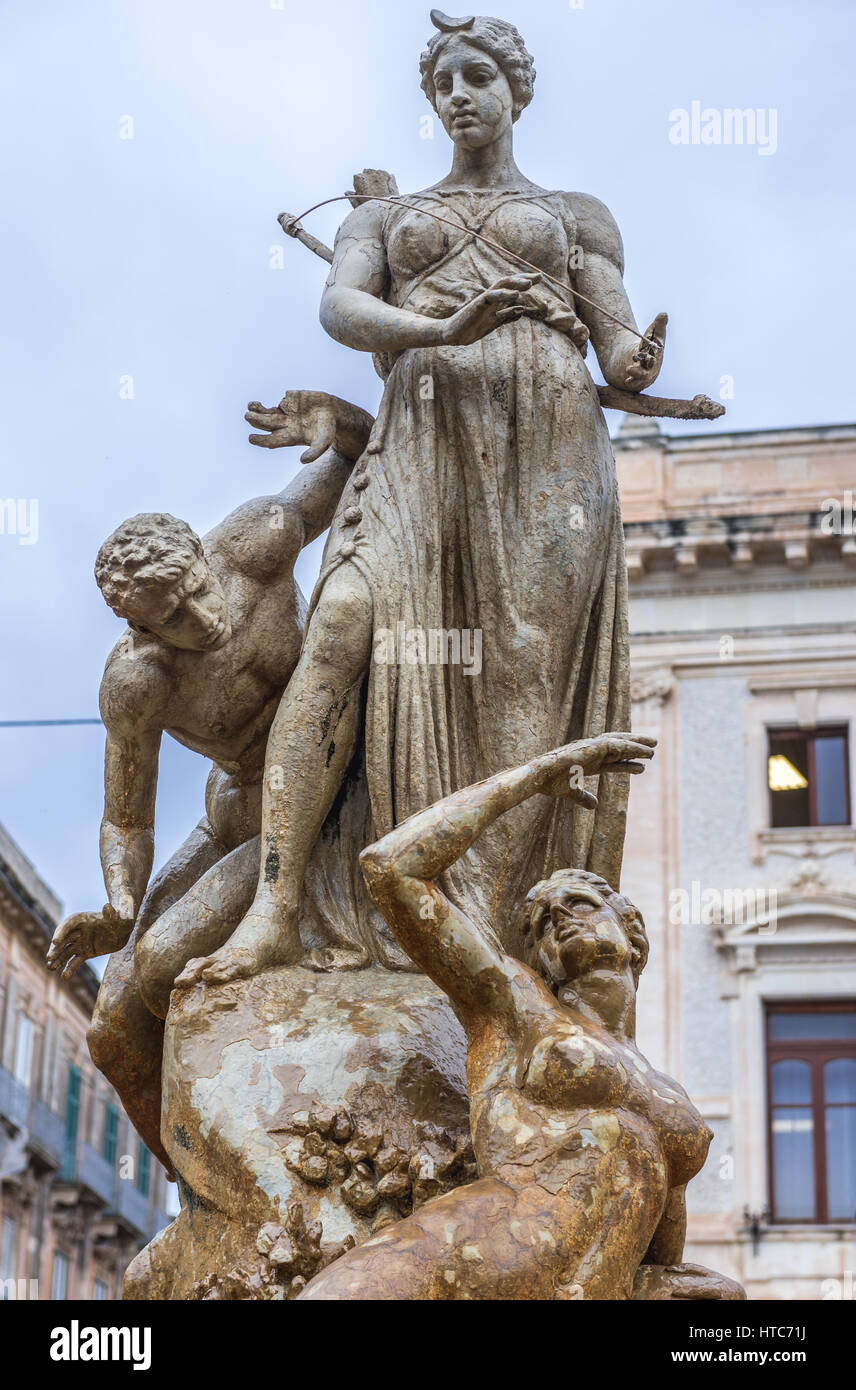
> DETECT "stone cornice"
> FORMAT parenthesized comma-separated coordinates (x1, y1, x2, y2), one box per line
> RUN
(0, 864, 98, 1009)
(625, 511, 856, 583)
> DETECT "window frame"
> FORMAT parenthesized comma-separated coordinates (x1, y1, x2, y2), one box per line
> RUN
(767, 724, 851, 829)
(766, 999, 856, 1225)
(103, 1101, 119, 1167)
(1, 1215, 17, 1284)
(61, 1064, 81, 1181)
(51, 1250, 69, 1301)
(13, 1014, 34, 1090)
(136, 1141, 151, 1197)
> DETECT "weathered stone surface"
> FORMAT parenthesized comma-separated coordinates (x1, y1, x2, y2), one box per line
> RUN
(124, 965, 470, 1298)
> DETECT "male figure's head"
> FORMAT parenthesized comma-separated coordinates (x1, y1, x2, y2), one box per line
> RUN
(519, 868, 647, 1037)
(95, 514, 231, 651)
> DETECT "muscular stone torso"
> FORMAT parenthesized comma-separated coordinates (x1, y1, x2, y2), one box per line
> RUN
(469, 962, 711, 1196)
(108, 545, 305, 782)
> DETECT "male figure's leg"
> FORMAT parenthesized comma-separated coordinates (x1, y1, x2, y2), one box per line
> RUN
(176, 564, 374, 988)
(135, 836, 259, 1018)
(87, 817, 224, 1172)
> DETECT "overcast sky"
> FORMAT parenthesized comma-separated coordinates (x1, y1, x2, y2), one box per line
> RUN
(1, 0, 854, 930)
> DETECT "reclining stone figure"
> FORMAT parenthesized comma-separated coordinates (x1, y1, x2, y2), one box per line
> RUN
(300, 734, 744, 1301)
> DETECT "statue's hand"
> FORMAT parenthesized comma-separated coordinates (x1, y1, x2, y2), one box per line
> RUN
(618, 312, 668, 391)
(245, 390, 373, 462)
(537, 733, 657, 805)
(46, 903, 134, 978)
(441, 275, 541, 347)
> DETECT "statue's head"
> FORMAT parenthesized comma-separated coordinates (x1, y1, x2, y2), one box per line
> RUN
(519, 869, 648, 996)
(419, 11, 535, 147)
(95, 513, 231, 651)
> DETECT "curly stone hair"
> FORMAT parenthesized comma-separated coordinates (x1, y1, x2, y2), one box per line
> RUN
(519, 868, 649, 988)
(419, 15, 536, 123)
(95, 513, 203, 618)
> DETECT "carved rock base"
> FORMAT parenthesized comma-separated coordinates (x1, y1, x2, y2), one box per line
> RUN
(124, 965, 471, 1299)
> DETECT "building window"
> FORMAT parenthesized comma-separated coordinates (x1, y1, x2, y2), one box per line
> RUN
(767, 1002, 856, 1224)
(103, 1103, 119, 1167)
(1, 1216, 17, 1287)
(61, 1064, 81, 1181)
(13, 1015, 34, 1089)
(93, 1277, 108, 1300)
(51, 1251, 69, 1301)
(137, 1142, 151, 1197)
(768, 726, 850, 828)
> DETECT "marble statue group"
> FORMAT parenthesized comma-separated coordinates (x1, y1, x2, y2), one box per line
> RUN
(47, 11, 743, 1301)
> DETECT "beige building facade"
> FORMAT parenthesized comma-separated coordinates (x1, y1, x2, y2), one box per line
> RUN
(0, 823, 171, 1301)
(618, 415, 856, 1300)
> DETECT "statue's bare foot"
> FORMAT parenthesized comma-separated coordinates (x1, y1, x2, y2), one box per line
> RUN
(173, 956, 211, 992)
(197, 913, 301, 986)
(173, 911, 301, 992)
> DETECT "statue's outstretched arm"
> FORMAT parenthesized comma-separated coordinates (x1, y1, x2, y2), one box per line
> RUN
(252, 390, 374, 544)
(360, 735, 655, 1021)
(214, 391, 376, 568)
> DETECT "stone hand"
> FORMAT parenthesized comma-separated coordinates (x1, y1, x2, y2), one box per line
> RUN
(619, 312, 667, 391)
(46, 903, 135, 978)
(536, 733, 657, 806)
(245, 390, 373, 462)
(441, 274, 541, 347)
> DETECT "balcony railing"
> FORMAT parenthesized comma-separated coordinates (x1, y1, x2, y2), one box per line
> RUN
(0, 1066, 29, 1129)
(1, 1074, 168, 1241)
(0, 1070, 67, 1170)
(28, 1098, 64, 1166)
(115, 1179, 153, 1237)
(78, 1142, 117, 1206)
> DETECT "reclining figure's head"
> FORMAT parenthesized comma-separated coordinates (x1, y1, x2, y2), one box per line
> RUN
(519, 868, 648, 995)
(95, 513, 231, 651)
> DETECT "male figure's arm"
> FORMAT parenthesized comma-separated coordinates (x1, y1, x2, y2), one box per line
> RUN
(100, 716, 161, 924)
(360, 736, 655, 1028)
(47, 649, 164, 976)
(643, 1185, 688, 1266)
(214, 390, 374, 573)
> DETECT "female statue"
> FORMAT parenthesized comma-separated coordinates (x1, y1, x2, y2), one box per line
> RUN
(176, 13, 668, 989)
(298, 734, 742, 1300)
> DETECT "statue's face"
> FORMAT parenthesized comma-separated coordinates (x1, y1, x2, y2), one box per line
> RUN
(431, 38, 514, 148)
(128, 557, 232, 652)
(531, 880, 633, 989)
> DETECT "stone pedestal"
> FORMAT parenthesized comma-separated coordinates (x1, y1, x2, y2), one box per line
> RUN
(124, 966, 470, 1299)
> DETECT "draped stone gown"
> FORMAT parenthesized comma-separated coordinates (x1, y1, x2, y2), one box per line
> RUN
(299, 189, 631, 969)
